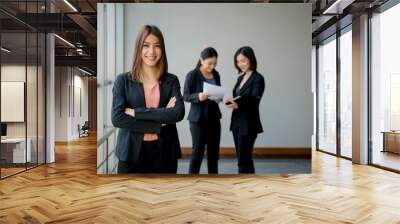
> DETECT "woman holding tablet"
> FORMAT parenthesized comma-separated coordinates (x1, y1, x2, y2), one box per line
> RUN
(225, 46, 265, 174)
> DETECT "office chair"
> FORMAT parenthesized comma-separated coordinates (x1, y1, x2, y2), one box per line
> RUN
(79, 121, 90, 138)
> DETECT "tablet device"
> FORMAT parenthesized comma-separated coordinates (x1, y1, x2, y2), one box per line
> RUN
(225, 96, 241, 105)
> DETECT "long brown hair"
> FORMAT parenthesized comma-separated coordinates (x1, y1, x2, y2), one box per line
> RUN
(130, 25, 168, 82)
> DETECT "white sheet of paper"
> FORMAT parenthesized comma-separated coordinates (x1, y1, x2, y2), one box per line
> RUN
(203, 82, 225, 100)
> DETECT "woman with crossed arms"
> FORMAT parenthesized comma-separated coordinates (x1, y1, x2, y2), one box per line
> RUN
(111, 25, 185, 174)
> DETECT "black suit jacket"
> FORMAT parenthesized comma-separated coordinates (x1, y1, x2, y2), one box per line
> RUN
(111, 72, 185, 163)
(230, 71, 265, 135)
(183, 68, 222, 123)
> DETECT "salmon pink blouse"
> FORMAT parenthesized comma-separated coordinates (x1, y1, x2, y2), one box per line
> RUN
(143, 83, 160, 141)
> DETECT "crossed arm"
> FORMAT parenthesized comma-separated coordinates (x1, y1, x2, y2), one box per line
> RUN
(123, 78, 185, 125)
(111, 75, 162, 134)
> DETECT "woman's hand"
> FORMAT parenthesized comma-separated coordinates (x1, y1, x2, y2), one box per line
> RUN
(224, 97, 238, 109)
(198, 92, 209, 102)
(166, 96, 176, 108)
(125, 108, 135, 117)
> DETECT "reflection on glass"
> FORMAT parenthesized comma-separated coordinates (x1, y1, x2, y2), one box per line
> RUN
(0, 0, 46, 178)
(371, 3, 400, 171)
(318, 37, 337, 154)
(1, 32, 27, 177)
(340, 30, 352, 158)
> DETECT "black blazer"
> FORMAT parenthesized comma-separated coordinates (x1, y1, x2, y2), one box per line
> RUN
(230, 71, 265, 135)
(183, 68, 222, 123)
(111, 72, 185, 163)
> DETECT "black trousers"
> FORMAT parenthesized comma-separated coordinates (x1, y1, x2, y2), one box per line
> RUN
(233, 131, 257, 174)
(189, 121, 221, 174)
(118, 140, 177, 174)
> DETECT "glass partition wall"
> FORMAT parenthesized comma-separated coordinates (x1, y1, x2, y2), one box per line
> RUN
(316, 26, 353, 160)
(316, 0, 400, 173)
(339, 27, 352, 159)
(370, 2, 400, 171)
(0, 1, 46, 179)
(317, 35, 337, 155)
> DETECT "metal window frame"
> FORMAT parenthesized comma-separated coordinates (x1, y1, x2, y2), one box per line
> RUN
(315, 23, 353, 162)
(316, 0, 400, 173)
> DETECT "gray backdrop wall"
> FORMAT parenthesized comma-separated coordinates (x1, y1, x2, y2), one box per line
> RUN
(122, 3, 312, 148)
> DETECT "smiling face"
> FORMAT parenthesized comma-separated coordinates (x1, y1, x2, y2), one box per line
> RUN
(200, 56, 218, 74)
(236, 54, 251, 73)
(131, 25, 168, 82)
(141, 34, 162, 68)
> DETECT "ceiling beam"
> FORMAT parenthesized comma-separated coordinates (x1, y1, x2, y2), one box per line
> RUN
(55, 55, 96, 70)
(66, 13, 97, 44)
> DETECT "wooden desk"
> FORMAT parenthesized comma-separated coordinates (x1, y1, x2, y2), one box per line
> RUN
(382, 131, 400, 154)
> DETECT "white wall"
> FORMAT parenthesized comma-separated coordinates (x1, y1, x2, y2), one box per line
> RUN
(1, 65, 26, 81)
(1, 65, 26, 140)
(55, 67, 68, 141)
(54, 67, 89, 141)
(1, 65, 37, 137)
(121, 3, 312, 148)
(1, 63, 46, 163)
(72, 73, 89, 138)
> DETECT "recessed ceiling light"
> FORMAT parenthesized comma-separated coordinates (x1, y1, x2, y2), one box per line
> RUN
(323, 0, 344, 14)
(54, 34, 75, 48)
(63, 0, 78, 12)
(1, 47, 11, 53)
(78, 67, 92, 76)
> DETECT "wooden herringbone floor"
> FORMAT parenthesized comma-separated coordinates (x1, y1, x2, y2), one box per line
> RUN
(1, 134, 400, 223)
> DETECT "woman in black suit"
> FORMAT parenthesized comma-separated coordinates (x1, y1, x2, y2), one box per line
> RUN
(111, 25, 185, 174)
(183, 47, 222, 174)
(225, 46, 265, 174)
